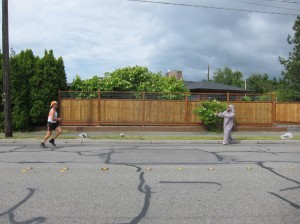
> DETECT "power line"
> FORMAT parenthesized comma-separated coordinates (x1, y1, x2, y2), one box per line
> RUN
(128, 0, 299, 16)
(260, 0, 300, 4)
(225, 0, 300, 11)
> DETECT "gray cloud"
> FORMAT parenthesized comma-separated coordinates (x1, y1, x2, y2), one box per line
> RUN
(2, 0, 297, 82)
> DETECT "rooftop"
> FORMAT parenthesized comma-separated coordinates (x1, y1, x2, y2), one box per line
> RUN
(184, 80, 251, 93)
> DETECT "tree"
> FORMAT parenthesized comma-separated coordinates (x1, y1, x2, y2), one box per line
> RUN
(0, 49, 68, 130)
(71, 75, 103, 91)
(10, 49, 36, 130)
(247, 73, 278, 94)
(212, 67, 244, 88)
(30, 50, 67, 125)
(101, 66, 153, 91)
(71, 66, 189, 94)
(137, 73, 188, 93)
(279, 16, 300, 101)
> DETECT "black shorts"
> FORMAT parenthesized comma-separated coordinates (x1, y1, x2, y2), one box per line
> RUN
(47, 122, 59, 131)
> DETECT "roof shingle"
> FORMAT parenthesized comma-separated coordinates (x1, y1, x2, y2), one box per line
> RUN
(184, 80, 251, 93)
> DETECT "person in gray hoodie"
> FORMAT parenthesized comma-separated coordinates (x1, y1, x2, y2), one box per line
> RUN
(217, 105, 235, 145)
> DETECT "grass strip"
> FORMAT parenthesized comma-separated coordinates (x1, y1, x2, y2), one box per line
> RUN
(1, 133, 299, 141)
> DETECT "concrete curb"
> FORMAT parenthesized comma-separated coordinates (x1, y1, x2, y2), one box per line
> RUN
(1, 139, 299, 145)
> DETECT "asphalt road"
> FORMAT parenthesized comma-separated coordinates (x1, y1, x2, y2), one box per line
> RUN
(0, 141, 299, 224)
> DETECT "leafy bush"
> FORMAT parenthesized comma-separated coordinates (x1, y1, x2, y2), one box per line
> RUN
(276, 89, 300, 102)
(193, 100, 227, 131)
(30, 100, 47, 126)
(258, 95, 272, 101)
(12, 110, 31, 131)
(242, 96, 252, 101)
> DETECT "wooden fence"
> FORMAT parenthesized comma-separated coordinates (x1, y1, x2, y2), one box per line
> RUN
(59, 91, 300, 126)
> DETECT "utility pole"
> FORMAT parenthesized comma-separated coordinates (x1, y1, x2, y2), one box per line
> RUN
(2, 0, 13, 137)
(207, 64, 210, 81)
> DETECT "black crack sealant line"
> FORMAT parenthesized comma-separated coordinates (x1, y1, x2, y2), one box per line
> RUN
(209, 151, 225, 162)
(103, 149, 114, 164)
(129, 171, 151, 224)
(280, 185, 300, 192)
(267, 192, 300, 209)
(101, 148, 152, 224)
(123, 164, 142, 172)
(0, 145, 27, 154)
(257, 162, 300, 186)
(130, 185, 151, 224)
(53, 147, 116, 164)
(196, 149, 227, 163)
(118, 164, 152, 224)
(251, 146, 277, 155)
(257, 162, 300, 209)
(0, 188, 46, 224)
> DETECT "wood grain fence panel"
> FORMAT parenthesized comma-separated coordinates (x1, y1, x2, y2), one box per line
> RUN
(276, 103, 284, 122)
(144, 101, 186, 124)
(100, 100, 142, 123)
(60, 100, 70, 121)
(233, 102, 272, 124)
(276, 103, 300, 123)
(60, 95, 300, 126)
(61, 99, 98, 122)
(187, 101, 201, 124)
(80, 100, 98, 122)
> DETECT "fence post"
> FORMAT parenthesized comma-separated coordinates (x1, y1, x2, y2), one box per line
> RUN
(272, 94, 276, 126)
(98, 90, 101, 125)
(185, 92, 188, 126)
(58, 90, 62, 125)
(142, 91, 145, 126)
(227, 92, 230, 103)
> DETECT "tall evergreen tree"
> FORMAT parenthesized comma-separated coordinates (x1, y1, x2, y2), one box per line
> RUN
(0, 49, 67, 130)
(279, 16, 300, 101)
(10, 49, 36, 130)
(30, 50, 67, 125)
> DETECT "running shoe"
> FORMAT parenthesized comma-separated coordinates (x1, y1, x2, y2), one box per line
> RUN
(49, 139, 56, 146)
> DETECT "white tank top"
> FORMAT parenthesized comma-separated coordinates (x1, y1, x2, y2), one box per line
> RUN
(48, 109, 58, 123)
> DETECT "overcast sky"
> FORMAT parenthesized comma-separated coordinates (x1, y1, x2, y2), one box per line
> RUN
(2, 0, 299, 82)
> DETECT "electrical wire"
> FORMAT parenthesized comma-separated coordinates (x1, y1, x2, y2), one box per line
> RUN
(224, 0, 300, 11)
(128, 0, 299, 16)
(260, 0, 300, 4)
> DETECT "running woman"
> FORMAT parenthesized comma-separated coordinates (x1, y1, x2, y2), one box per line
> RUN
(41, 101, 62, 148)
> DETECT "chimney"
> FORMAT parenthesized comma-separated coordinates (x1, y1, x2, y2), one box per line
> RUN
(166, 70, 182, 80)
